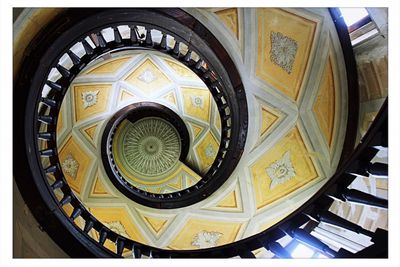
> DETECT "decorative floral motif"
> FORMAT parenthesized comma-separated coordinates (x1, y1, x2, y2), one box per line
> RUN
(205, 144, 216, 158)
(266, 151, 296, 189)
(191, 95, 204, 109)
(104, 221, 130, 238)
(61, 154, 79, 179)
(270, 31, 298, 74)
(138, 68, 157, 83)
(81, 90, 99, 109)
(191, 230, 223, 248)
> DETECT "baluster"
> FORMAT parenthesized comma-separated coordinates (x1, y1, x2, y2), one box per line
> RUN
(96, 32, 107, 48)
(184, 50, 192, 62)
(291, 228, 337, 257)
(51, 180, 64, 190)
(38, 132, 54, 141)
(41, 97, 57, 108)
(267, 241, 292, 258)
(342, 189, 388, 208)
(132, 244, 142, 258)
(46, 80, 63, 92)
(70, 207, 82, 220)
(367, 162, 388, 176)
(160, 34, 167, 49)
(172, 41, 180, 56)
(129, 26, 138, 44)
(116, 238, 125, 256)
(59, 194, 72, 206)
(39, 148, 56, 157)
(44, 165, 58, 174)
(98, 228, 108, 245)
(113, 27, 122, 44)
(239, 250, 256, 258)
(67, 50, 81, 65)
(317, 210, 374, 237)
(83, 219, 94, 233)
(145, 29, 153, 46)
(56, 64, 71, 79)
(38, 115, 54, 125)
(82, 39, 94, 55)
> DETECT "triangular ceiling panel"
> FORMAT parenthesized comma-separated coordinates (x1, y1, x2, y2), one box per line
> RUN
(313, 56, 336, 148)
(89, 174, 115, 198)
(79, 122, 99, 147)
(255, 97, 286, 146)
(215, 8, 239, 40)
(118, 88, 136, 103)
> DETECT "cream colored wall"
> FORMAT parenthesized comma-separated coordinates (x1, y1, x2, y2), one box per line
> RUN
(13, 181, 68, 258)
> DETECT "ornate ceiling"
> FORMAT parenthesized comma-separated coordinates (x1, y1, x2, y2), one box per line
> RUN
(53, 8, 348, 256)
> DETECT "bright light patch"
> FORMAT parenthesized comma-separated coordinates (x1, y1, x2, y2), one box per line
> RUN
(291, 243, 315, 258)
(339, 8, 369, 26)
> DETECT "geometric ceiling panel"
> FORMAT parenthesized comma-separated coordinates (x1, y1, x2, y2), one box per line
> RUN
(118, 88, 136, 103)
(250, 126, 320, 210)
(167, 218, 243, 250)
(85, 56, 132, 75)
(73, 83, 112, 122)
(58, 136, 92, 196)
(256, 97, 286, 145)
(194, 130, 220, 174)
(215, 8, 240, 39)
(162, 90, 178, 106)
(313, 56, 336, 148)
(79, 122, 99, 148)
(89, 172, 115, 198)
(255, 8, 317, 101)
(89, 206, 147, 244)
(181, 86, 212, 123)
(205, 181, 243, 212)
(163, 58, 199, 79)
(140, 213, 176, 240)
(187, 120, 206, 141)
(124, 58, 172, 95)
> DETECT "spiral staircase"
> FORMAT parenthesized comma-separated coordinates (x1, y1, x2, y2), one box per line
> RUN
(13, 8, 388, 258)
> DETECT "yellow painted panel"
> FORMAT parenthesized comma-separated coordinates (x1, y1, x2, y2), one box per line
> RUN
(162, 91, 177, 105)
(143, 216, 168, 234)
(84, 124, 97, 141)
(187, 121, 205, 140)
(85, 56, 132, 75)
(216, 190, 237, 208)
(256, 8, 317, 100)
(59, 136, 91, 195)
(260, 106, 279, 137)
(89, 207, 147, 244)
(73, 84, 112, 122)
(313, 57, 335, 147)
(167, 176, 183, 190)
(119, 89, 135, 102)
(90, 174, 114, 198)
(215, 8, 239, 39)
(168, 218, 242, 250)
(164, 58, 198, 78)
(124, 58, 172, 95)
(181, 87, 211, 122)
(195, 131, 220, 173)
(250, 126, 319, 210)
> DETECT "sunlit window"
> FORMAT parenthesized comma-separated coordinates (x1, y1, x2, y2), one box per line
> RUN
(338, 7, 378, 46)
(339, 8, 369, 27)
(291, 243, 315, 258)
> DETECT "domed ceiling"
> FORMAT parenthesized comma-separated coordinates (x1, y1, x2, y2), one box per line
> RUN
(51, 8, 348, 256)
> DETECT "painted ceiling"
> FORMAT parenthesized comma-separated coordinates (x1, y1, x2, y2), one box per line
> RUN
(53, 8, 348, 257)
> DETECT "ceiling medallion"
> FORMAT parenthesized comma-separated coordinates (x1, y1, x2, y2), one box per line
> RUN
(117, 117, 181, 177)
(270, 31, 298, 74)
